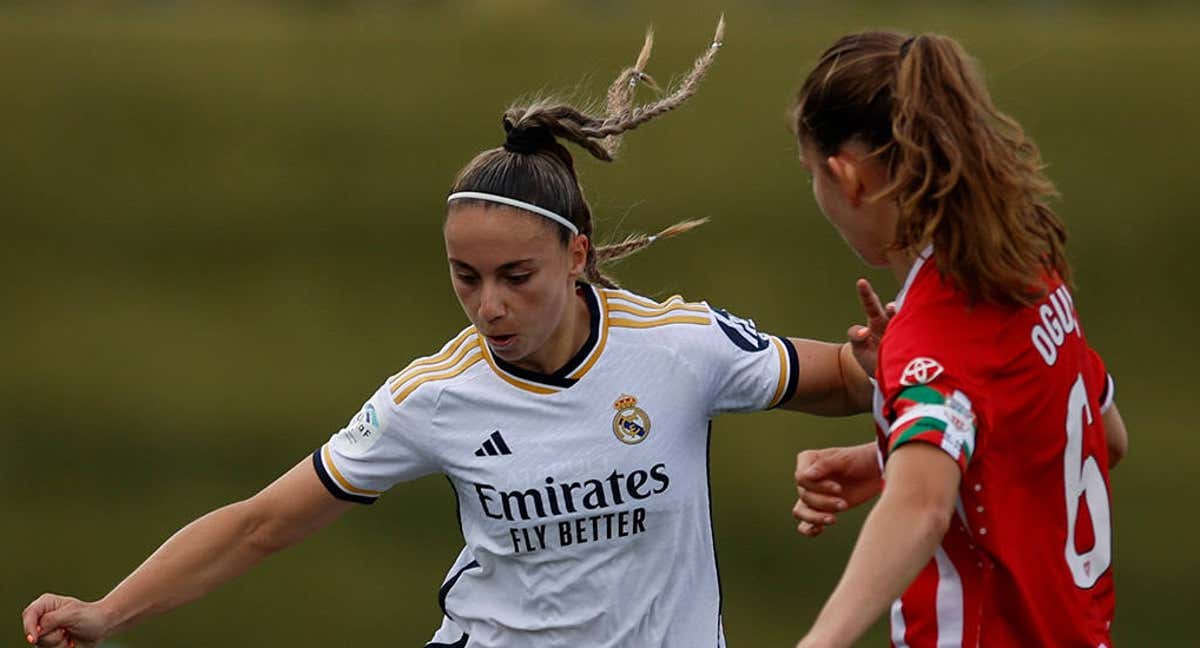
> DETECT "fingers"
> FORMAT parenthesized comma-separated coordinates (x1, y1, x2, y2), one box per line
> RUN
(793, 482, 841, 520)
(23, 598, 43, 639)
(793, 496, 835, 535)
(796, 520, 824, 537)
(798, 485, 847, 514)
(795, 449, 855, 537)
(846, 324, 869, 346)
(799, 478, 843, 496)
(23, 594, 63, 641)
(23, 595, 92, 648)
(794, 451, 826, 483)
(38, 607, 74, 638)
(794, 452, 844, 492)
(793, 501, 837, 526)
(34, 629, 68, 647)
(855, 278, 887, 329)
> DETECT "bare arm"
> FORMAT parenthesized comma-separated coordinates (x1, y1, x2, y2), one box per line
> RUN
(1104, 403, 1127, 468)
(780, 339, 873, 416)
(23, 457, 353, 647)
(796, 444, 960, 648)
(779, 279, 891, 417)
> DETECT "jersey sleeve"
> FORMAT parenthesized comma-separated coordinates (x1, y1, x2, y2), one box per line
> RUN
(694, 303, 799, 415)
(312, 382, 439, 505)
(880, 352, 978, 473)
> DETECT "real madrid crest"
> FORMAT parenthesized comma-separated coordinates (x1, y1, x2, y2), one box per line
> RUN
(612, 394, 651, 445)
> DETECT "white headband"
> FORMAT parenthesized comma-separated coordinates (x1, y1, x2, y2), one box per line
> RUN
(447, 191, 579, 236)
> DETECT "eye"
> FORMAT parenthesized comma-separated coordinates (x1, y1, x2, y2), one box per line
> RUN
(506, 273, 532, 285)
(455, 273, 479, 285)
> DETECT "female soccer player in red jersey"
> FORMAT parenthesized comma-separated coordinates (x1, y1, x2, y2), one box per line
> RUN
(788, 32, 1130, 648)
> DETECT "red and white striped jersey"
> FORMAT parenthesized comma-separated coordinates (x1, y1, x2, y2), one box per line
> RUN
(873, 249, 1116, 648)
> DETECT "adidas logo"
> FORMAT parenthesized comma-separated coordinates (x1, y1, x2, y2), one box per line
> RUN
(474, 430, 512, 457)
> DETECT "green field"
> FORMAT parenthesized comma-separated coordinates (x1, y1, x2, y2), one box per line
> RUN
(3, 2, 1198, 646)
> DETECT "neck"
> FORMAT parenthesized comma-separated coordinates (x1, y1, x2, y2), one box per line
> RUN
(514, 286, 591, 375)
(885, 245, 922, 286)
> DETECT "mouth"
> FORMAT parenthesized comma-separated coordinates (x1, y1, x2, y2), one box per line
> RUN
(486, 334, 517, 350)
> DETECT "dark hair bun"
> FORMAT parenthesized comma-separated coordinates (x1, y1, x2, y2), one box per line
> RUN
(502, 117, 557, 154)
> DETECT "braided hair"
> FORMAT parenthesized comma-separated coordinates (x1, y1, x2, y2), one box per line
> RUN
(447, 18, 724, 288)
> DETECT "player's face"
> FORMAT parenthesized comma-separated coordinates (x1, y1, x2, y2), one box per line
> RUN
(800, 142, 897, 268)
(444, 206, 587, 371)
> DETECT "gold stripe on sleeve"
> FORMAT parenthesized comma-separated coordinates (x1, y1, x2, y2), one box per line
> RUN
(322, 445, 382, 496)
(393, 350, 486, 404)
(605, 301, 711, 319)
(609, 315, 711, 329)
(388, 328, 477, 389)
(603, 290, 708, 314)
(390, 338, 481, 395)
(768, 336, 790, 408)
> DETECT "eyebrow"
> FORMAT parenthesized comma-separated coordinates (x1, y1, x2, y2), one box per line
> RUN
(448, 258, 536, 273)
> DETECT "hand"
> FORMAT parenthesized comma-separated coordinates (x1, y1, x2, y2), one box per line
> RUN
(22, 594, 112, 648)
(846, 278, 894, 377)
(793, 444, 882, 537)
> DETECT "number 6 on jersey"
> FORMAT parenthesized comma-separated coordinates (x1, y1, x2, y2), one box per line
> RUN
(1063, 373, 1111, 588)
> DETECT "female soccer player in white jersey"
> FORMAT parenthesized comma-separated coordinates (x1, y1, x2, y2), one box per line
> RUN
(786, 32, 1131, 647)
(21, 21, 878, 648)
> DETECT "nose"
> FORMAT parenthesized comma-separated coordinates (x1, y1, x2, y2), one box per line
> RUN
(478, 281, 507, 323)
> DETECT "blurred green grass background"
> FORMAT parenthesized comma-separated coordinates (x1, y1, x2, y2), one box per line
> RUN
(3, 2, 1197, 646)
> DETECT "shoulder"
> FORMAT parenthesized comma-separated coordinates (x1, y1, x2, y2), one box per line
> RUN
(897, 258, 971, 323)
(600, 287, 773, 350)
(888, 254, 1023, 352)
(881, 268, 982, 394)
(382, 326, 489, 413)
(599, 287, 713, 356)
(600, 287, 713, 333)
(599, 286, 787, 382)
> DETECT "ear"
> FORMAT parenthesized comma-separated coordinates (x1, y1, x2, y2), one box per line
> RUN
(567, 234, 589, 278)
(826, 153, 866, 208)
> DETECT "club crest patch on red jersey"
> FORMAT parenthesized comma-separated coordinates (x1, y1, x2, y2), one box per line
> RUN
(900, 357, 945, 386)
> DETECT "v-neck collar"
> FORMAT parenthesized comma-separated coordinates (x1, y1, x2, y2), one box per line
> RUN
(480, 283, 608, 395)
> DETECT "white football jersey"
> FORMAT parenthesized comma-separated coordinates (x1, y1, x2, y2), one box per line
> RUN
(314, 284, 799, 648)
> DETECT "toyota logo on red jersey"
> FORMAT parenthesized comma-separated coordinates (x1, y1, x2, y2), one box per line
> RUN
(900, 357, 944, 386)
